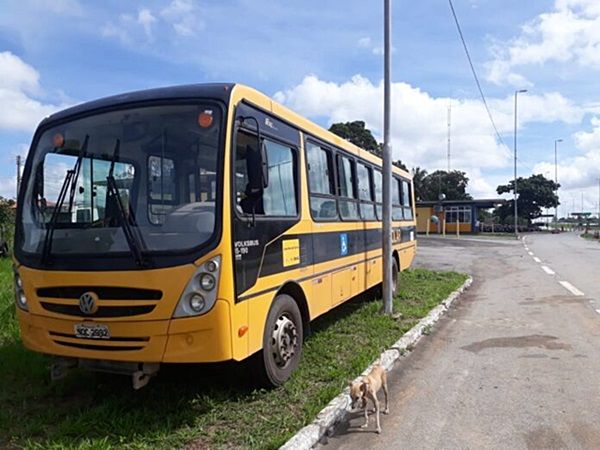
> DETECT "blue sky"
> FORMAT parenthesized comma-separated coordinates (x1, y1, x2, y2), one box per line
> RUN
(2, 0, 600, 217)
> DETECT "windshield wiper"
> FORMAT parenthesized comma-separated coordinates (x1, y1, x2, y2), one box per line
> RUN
(41, 135, 89, 264)
(106, 139, 150, 268)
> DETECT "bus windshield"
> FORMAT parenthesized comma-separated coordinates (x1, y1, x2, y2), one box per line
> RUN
(18, 103, 222, 261)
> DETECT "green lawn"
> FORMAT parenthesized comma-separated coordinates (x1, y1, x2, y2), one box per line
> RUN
(0, 258, 467, 449)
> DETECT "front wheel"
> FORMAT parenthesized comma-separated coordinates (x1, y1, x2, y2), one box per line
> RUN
(250, 294, 303, 387)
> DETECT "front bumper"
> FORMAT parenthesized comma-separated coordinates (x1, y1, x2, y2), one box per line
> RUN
(17, 299, 233, 363)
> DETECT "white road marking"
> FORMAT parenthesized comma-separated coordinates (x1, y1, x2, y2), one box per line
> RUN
(533, 257, 541, 263)
(596, 309, 600, 315)
(527, 251, 533, 256)
(541, 265, 555, 275)
(559, 281, 585, 296)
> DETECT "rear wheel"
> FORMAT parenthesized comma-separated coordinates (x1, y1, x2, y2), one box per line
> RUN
(251, 294, 303, 387)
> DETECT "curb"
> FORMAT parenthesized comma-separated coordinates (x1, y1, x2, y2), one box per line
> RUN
(280, 275, 474, 450)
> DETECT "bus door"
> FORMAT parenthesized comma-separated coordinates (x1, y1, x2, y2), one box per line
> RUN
(231, 105, 301, 303)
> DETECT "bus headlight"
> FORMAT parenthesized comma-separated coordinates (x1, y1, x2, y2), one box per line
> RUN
(205, 260, 219, 273)
(173, 256, 221, 318)
(13, 267, 29, 312)
(189, 294, 206, 312)
(199, 273, 216, 291)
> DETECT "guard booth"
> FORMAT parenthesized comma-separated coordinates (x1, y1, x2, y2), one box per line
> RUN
(416, 199, 506, 234)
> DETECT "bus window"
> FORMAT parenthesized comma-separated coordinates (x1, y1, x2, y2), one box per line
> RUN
(374, 169, 383, 220)
(148, 155, 176, 224)
(263, 140, 297, 216)
(392, 177, 403, 220)
(402, 179, 413, 220)
(235, 131, 297, 217)
(337, 155, 359, 220)
(41, 153, 135, 225)
(357, 163, 376, 220)
(306, 141, 337, 220)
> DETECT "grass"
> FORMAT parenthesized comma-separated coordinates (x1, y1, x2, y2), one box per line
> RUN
(0, 258, 467, 449)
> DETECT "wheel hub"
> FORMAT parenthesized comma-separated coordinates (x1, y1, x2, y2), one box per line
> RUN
(270, 314, 298, 368)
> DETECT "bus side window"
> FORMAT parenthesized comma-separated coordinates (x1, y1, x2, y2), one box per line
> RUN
(306, 141, 337, 220)
(392, 177, 403, 220)
(235, 131, 297, 217)
(374, 169, 383, 220)
(234, 130, 264, 215)
(357, 163, 376, 221)
(262, 140, 297, 216)
(337, 154, 359, 220)
(402, 179, 413, 220)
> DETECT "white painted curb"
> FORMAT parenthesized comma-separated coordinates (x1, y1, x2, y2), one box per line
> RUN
(280, 275, 473, 450)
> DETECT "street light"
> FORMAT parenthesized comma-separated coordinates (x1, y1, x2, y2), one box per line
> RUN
(514, 89, 527, 238)
(554, 138, 562, 223)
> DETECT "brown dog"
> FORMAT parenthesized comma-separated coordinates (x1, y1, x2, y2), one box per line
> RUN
(348, 364, 389, 433)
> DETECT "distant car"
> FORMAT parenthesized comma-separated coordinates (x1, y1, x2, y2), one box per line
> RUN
(551, 228, 560, 234)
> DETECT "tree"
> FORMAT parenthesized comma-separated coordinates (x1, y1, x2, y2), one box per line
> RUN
(496, 174, 559, 223)
(0, 196, 16, 254)
(329, 121, 380, 156)
(392, 160, 408, 171)
(413, 170, 472, 201)
(412, 167, 428, 201)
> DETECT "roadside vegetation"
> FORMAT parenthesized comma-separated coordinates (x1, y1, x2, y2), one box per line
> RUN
(0, 259, 467, 449)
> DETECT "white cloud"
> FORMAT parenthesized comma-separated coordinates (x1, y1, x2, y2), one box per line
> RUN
(102, 1, 203, 45)
(102, 8, 158, 44)
(275, 75, 589, 198)
(160, 0, 202, 37)
(531, 115, 600, 214)
(486, 0, 600, 86)
(0, 52, 67, 132)
(357, 37, 372, 48)
(138, 9, 157, 41)
(356, 36, 395, 56)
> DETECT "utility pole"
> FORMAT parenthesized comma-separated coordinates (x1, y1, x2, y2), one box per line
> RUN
(382, 0, 393, 315)
(447, 102, 451, 172)
(16, 155, 22, 198)
(514, 89, 527, 238)
(554, 138, 562, 223)
(597, 178, 600, 223)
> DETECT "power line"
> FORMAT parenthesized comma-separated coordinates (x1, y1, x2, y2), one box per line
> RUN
(448, 0, 506, 149)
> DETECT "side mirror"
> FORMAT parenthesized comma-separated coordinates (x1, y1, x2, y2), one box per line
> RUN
(260, 140, 269, 188)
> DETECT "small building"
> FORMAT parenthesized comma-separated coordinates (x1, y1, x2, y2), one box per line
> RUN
(416, 199, 507, 234)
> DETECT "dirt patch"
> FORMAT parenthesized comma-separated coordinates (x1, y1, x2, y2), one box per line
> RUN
(461, 335, 572, 353)
(519, 295, 582, 306)
(524, 426, 567, 450)
(571, 422, 600, 448)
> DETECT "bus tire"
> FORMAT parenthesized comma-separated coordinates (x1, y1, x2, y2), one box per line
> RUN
(252, 294, 303, 387)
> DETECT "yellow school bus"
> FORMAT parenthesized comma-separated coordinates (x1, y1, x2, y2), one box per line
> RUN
(14, 83, 416, 388)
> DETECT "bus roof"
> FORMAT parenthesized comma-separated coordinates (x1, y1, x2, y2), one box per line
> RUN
(38, 82, 411, 179)
(39, 83, 236, 126)
(231, 84, 412, 179)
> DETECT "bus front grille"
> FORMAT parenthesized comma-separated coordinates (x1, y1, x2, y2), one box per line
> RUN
(49, 331, 149, 352)
(40, 302, 156, 318)
(37, 286, 162, 300)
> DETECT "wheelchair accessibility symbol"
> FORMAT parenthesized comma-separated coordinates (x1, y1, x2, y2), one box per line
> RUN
(340, 233, 348, 256)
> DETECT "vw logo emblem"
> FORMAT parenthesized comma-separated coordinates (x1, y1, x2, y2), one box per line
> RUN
(79, 292, 99, 315)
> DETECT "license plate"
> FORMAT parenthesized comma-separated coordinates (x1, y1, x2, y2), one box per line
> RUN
(74, 323, 110, 339)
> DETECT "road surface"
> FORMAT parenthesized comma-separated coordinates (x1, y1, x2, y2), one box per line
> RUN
(318, 232, 600, 450)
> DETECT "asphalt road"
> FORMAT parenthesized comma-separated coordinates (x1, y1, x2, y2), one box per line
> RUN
(318, 231, 600, 450)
